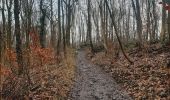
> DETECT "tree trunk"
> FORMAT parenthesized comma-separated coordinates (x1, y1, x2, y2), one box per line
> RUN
(168, 1, 170, 43)
(161, 0, 166, 42)
(40, 0, 46, 48)
(126, 6, 131, 42)
(14, 0, 24, 75)
(1, 0, 6, 63)
(0, 30, 3, 63)
(62, 0, 66, 56)
(87, 0, 94, 53)
(57, 0, 61, 55)
(26, 0, 33, 48)
(131, 0, 143, 48)
(50, 0, 56, 48)
(152, 0, 157, 42)
(66, 0, 71, 46)
(92, 10, 100, 43)
(99, 2, 108, 52)
(105, 0, 133, 64)
(146, 0, 151, 41)
(6, 0, 13, 49)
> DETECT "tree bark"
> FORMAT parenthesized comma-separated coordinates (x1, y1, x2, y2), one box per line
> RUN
(50, 0, 57, 49)
(87, 0, 94, 53)
(146, 0, 151, 41)
(66, 0, 71, 46)
(6, 0, 13, 49)
(57, 0, 61, 55)
(40, 0, 46, 48)
(99, 2, 108, 52)
(131, 0, 143, 48)
(151, 0, 157, 42)
(62, 0, 66, 56)
(1, 0, 6, 63)
(168, 1, 170, 43)
(161, 0, 166, 42)
(105, 0, 133, 64)
(14, 0, 24, 75)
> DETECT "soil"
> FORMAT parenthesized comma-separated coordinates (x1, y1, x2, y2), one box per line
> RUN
(69, 50, 132, 100)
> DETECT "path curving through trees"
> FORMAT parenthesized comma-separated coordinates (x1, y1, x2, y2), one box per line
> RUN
(69, 50, 132, 100)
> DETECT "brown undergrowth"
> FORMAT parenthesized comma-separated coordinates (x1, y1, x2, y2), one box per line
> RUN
(87, 44, 170, 100)
(0, 47, 76, 100)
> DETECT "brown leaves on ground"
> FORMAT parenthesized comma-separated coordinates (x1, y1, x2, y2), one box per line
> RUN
(87, 44, 170, 100)
(1, 47, 76, 100)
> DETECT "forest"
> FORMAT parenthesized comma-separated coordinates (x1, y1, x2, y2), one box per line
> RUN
(0, 0, 170, 100)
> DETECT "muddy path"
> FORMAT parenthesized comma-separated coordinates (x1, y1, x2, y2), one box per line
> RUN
(69, 50, 132, 100)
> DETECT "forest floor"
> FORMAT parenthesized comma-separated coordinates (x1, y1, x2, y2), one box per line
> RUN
(86, 43, 170, 100)
(69, 50, 132, 100)
(1, 44, 170, 100)
(1, 48, 76, 100)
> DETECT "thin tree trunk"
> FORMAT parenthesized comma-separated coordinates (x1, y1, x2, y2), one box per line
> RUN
(168, 1, 170, 43)
(87, 0, 94, 53)
(152, 0, 157, 42)
(6, 0, 13, 49)
(168, 10, 170, 43)
(57, 0, 61, 56)
(99, 2, 108, 52)
(66, 0, 71, 46)
(131, 0, 143, 49)
(14, 0, 24, 75)
(1, 0, 6, 63)
(105, 0, 133, 64)
(62, 0, 66, 56)
(126, 6, 131, 42)
(146, 0, 151, 41)
(40, 0, 46, 48)
(161, 0, 166, 42)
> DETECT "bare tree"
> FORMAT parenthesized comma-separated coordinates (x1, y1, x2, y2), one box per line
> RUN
(50, 0, 56, 48)
(57, 0, 61, 55)
(6, 0, 13, 49)
(146, 0, 151, 41)
(14, 0, 24, 75)
(161, 0, 166, 42)
(87, 0, 94, 53)
(62, 0, 66, 55)
(168, 1, 170, 43)
(131, 0, 143, 48)
(22, 0, 34, 47)
(105, 0, 133, 64)
(151, 0, 158, 42)
(0, 0, 6, 63)
(39, 0, 46, 48)
(99, 1, 108, 52)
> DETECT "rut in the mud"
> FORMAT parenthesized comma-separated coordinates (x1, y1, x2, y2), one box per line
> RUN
(69, 50, 132, 100)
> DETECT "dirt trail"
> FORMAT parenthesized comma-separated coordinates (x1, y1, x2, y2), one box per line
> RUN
(69, 50, 132, 100)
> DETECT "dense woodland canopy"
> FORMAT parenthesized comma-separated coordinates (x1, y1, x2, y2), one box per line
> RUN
(0, 0, 170, 99)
